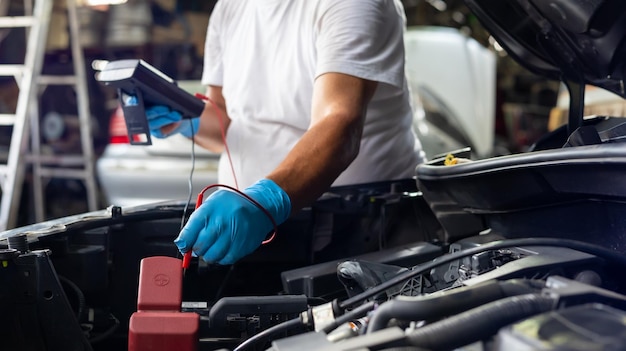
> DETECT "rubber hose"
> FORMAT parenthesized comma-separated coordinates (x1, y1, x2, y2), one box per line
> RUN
(406, 294, 556, 350)
(367, 279, 543, 333)
(59, 275, 87, 322)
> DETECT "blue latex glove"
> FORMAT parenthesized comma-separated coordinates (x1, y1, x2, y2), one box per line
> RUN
(145, 105, 200, 138)
(174, 179, 292, 265)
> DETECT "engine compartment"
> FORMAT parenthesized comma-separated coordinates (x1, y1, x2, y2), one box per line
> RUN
(2, 178, 626, 351)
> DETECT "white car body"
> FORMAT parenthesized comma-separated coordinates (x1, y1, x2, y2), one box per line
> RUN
(406, 26, 496, 160)
(96, 134, 220, 207)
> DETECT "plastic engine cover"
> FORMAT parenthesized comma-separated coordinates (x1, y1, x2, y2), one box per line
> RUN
(495, 303, 626, 350)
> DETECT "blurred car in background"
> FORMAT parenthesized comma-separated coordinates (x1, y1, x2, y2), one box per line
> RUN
(96, 27, 497, 207)
(406, 26, 496, 160)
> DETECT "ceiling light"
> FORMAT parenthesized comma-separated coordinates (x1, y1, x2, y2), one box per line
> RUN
(83, 0, 128, 6)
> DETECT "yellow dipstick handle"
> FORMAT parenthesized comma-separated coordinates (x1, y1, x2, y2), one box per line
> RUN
(444, 153, 458, 166)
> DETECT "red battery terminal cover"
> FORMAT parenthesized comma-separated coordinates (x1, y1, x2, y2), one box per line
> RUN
(128, 256, 199, 351)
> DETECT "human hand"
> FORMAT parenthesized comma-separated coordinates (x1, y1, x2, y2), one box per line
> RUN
(174, 179, 292, 265)
(146, 105, 200, 138)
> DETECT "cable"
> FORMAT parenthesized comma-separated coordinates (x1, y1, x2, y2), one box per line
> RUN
(58, 275, 86, 322)
(89, 313, 120, 345)
(179, 92, 241, 262)
(233, 317, 304, 351)
(179, 95, 277, 270)
(232, 301, 375, 351)
(407, 294, 556, 350)
(177, 118, 198, 259)
(322, 300, 377, 334)
(195, 92, 239, 189)
(214, 264, 235, 301)
(180, 118, 197, 232)
(181, 90, 237, 235)
(338, 237, 626, 309)
(194, 183, 278, 244)
(366, 279, 543, 333)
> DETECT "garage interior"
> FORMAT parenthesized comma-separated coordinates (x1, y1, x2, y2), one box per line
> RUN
(0, 0, 607, 227)
(2, 1, 626, 351)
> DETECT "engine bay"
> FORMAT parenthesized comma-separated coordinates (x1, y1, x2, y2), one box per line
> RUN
(2, 178, 626, 351)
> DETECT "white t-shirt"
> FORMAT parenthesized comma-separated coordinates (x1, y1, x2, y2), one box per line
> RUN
(202, 0, 424, 188)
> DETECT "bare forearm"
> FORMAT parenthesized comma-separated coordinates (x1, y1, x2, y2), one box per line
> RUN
(267, 73, 377, 213)
(267, 114, 362, 211)
(194, 86, 231, 153)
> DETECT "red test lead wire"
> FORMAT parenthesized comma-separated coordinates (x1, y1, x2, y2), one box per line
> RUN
(182, 92, 226, 273)
(194, 92, 239, 190)
(182, 191, 206, 272)
(181, 93, 276, 272)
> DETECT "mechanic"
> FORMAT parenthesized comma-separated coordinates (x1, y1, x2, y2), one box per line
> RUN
(147, 0, 425, 265)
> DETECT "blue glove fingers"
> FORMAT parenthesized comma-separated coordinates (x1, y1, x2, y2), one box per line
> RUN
(148, 115, 181, 130)
(217, 221, 265, 265)
(146, 105, 180, 121)
(175, 203, 210, 253)
(174, 228, 195, 253)
(218, 236, 263, 265)
(192, 221, 222, 259)
(170, 117, 200, 138)
(145, 105, 184, 138)
(218, 253, 239, 266)
(149, 117, 181, 139)
(202, 228, 232, 264)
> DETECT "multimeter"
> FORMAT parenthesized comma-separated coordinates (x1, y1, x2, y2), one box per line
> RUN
(95, 59, 205, 145)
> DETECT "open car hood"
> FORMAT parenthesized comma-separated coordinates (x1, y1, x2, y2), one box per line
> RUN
(466, 0, 626, 98)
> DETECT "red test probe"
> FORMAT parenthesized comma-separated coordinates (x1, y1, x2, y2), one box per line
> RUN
(181, 190, 206, 274)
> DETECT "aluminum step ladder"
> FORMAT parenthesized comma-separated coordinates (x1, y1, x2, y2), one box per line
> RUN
(0, 0, 99, 231)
